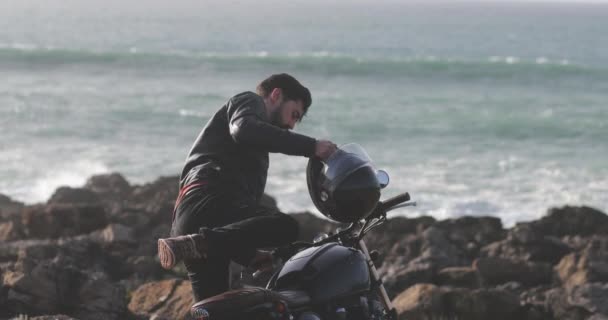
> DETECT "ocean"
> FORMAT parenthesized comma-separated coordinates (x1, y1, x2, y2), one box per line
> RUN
(1, 0, 607, 226)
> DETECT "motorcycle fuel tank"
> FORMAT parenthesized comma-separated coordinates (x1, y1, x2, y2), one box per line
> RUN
(271, 243, 370, 303)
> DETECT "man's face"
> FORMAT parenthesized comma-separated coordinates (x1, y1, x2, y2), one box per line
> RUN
(271, 99, 304, 130)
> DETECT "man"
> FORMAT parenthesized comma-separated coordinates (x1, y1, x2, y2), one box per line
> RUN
(157, 73, 337, 302)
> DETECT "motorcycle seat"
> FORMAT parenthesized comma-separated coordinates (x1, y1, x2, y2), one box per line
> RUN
(191, 287, 311, 318)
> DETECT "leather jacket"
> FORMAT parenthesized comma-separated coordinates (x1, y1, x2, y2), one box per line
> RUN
(180, 91, 316, 204)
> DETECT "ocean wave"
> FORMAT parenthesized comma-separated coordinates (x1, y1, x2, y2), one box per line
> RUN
(1, 46, 606, 80)
(11, 159, 110, 204)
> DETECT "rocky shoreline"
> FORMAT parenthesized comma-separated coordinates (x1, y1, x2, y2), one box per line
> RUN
(0, 173, 606, 320)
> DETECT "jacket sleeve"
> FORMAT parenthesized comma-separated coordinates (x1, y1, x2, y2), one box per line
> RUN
(227, 93, 317, 157)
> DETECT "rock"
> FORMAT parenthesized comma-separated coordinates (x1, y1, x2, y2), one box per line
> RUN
(0, 239, 55, 265)
(3, 258, 86, 315)
(393, 284, 523, 320)
(47, 187, 101, 205)
(532, 206, 608, 237)
(434, 216, 506, 258)
(128, 176, 179, 225)
(0, 238, 108, 278)
(436, 267, 480, 288)
(0, 272, 7, 317)
(0, 219, 24, 242)
(72, 277, 127, 320)
(556, 236, 608, 289)
(481, 224, 571, 264)
(85, 173, 132, 197)
(0, 194, 24, 220)
(414, 226, 471, 268)
(133, 223, 172, 257)
(366, 216, 436, 250)
(384, 260, 436, 298)
(125, 255, 165, 280)
(116, 209, 152, 232)
(84, 173, 132, 216)
(474, 257, 552, 287)
(90, 223, 136, 246)
(393, 283, 444, 319)
(545, 288, 593, 320)
(30, 315, 80, 320)
(21, 204, 108, 239)
(463, 288, 523, 320)
(128, 279, 193, 320)
(381, 226, 470, 296)
(568, 283, 608, 316)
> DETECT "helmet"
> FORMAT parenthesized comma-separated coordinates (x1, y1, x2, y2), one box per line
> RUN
(307, 143, 388, 223)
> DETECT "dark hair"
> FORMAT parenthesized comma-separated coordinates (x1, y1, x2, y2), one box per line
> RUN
(256, 73, 312, 116)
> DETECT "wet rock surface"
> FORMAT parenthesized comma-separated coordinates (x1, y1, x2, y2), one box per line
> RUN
(0, 174, 606, 319)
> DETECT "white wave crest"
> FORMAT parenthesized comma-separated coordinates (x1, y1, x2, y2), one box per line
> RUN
(29, 160, 110, 203)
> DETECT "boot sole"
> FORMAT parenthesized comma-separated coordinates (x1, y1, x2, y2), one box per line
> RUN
(158, 239, 176, 269)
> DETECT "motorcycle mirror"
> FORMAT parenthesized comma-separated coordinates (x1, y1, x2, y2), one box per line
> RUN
(377, 170, 390, 188)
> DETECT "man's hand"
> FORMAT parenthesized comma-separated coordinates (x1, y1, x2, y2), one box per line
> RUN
(315, 140, 338, 160)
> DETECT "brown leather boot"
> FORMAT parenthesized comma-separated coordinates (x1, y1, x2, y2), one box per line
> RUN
(157, 234, 207, 269)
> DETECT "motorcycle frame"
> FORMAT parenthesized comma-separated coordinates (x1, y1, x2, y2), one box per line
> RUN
(358, 239, 395, 314)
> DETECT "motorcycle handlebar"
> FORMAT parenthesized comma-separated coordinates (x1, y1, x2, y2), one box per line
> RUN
(380, 192, 410, 211)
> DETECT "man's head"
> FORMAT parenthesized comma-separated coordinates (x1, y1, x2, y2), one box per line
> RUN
(257, 73, 312, 130)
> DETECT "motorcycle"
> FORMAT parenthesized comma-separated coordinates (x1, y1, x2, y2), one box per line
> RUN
(190, 144, 416, 320)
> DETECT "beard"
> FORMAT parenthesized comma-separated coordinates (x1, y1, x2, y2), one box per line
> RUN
(269, 102, 289, 129)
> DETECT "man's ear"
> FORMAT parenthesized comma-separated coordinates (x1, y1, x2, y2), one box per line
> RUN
(270, 88, 282, 104)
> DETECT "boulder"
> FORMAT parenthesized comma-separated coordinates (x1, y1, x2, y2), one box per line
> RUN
(1, 238, 107, 277)
(436, 267, 480, 288)
(30, 316, 79, 320)
(532, 206, 608, 237)
(462, 288, 523, 320)
(72, 277, 127, 320)
(545, 288, 593, 320)
(128, 279, 193, 320)
(556, 236, 608, 289)
(481, 223, 571, 264)
(0, 219, 24, 242)
(3, 258, 86, 315)
(85, 172, 131, 198)
(124, 255, 165, 280)
(90, 223, 136, 246)
(128, 176, 179, 224)
(393, 284, 523, 320)
(568, 283, 608, 316)
(0, 239, 52, 265)
(0, 194, 24, 220)
(433, 216, 506, 258)
(109, 207, 152, 233)
(474, 257, 552, 287)
(381, 226, 470, 296)
(47, 187, 101, 205)
(21, 204, 108, 239)
(0, 272, 7, 317)
(384, 259, 436, 298)
(366, 216, 436, 250)
(84, 173, 132, 216)
(393, 284, 444, 319)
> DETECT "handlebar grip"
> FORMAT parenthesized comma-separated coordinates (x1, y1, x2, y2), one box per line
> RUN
(381, 192, 410, 210)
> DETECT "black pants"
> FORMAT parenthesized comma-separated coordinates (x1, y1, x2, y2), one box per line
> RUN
(170, 175, 299, 302)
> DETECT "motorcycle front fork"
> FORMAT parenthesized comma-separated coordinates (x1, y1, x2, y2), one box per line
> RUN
(358, 240, 397, 320)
